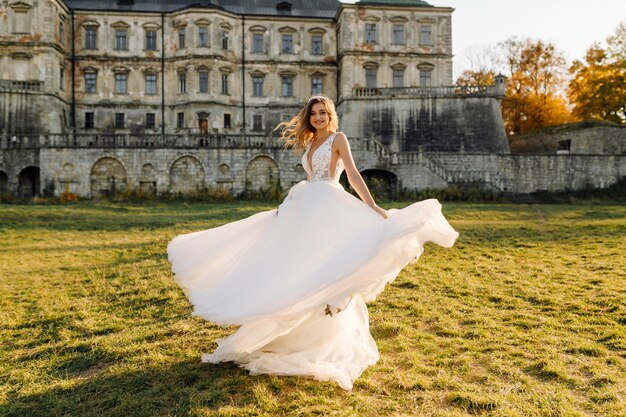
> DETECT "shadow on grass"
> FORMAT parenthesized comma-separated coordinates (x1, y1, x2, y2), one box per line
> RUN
(2, 360, 264, 417)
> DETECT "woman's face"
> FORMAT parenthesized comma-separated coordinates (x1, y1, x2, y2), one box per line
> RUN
(309, 102, 330, 132)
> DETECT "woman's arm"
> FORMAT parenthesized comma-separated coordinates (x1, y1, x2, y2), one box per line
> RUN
(334, 133, 388, 219)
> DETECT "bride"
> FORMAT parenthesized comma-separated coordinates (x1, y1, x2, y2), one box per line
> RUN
(167, 94, 459, 390)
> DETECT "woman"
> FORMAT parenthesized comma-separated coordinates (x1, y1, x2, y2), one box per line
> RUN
(167, 95, 459, 390)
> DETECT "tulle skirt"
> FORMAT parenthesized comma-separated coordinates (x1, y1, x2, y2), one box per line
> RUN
(167, 180, 459, 390)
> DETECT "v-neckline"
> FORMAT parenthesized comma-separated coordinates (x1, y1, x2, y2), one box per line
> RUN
(307, 132, 336, 173)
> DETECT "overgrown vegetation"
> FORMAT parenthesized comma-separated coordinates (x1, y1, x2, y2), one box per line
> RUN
(1, 202, 624, 416)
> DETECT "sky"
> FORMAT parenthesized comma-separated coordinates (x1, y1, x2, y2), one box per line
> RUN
(343, 0, 626, 79)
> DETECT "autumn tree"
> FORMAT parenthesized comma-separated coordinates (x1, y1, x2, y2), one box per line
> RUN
(568, 22, 626, 125)
(499, 38, 574, 135)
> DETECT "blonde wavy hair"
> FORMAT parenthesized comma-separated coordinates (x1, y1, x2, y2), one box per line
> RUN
(275, 94, 339, 152)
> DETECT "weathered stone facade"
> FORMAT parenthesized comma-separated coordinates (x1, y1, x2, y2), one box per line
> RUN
(1, 0, 624, 198)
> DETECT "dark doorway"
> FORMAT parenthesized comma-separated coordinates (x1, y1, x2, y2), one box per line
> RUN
(18, 166, 40, 198)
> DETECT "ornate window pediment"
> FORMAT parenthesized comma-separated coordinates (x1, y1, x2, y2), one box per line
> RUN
(363, 61, 379, 69)
(83, 66, 99, 73)
(417, 62, 435, 71)
(360, 15, 381, 22)
(279, 70, 296, 77)
(112, 66, 130, 73)
(9, 2, 32, 12)
(308, 27, 326, 34)
(220, 22, 233, 30)
(311, 71, 326, 77)
(249, 25, 267, 33)
(81, 20, 101, 28)
(220, 66, 232, 74)
(417, 17, 436, 23)
(278, 26, 297, 34)
(195, 18, 211, 26)
(390, 16, 408, 23)
(196, 64, 211, 71)
(391, 63, 406, 70)
(142, 22, 161, 30)
(142, 67, 158, 74)
(111, 21, 130, 29)
(11, 51, 32, 59)
(249, 69, 266, 76)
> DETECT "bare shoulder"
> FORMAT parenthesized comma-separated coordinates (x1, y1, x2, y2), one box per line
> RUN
(333, 132, 349, 148)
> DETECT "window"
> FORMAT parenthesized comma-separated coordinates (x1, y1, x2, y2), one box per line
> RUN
(146, 113, 156, 129)
(59, 66, 65, 90)
(393, 24, 405, 45)
(221, 73, 229, 94)
(85, 27, 97, 49)
(198, 26, 209, 47)
(365, 67, 377, 88)
(224, 113, 231, 129)
(282, 34, 293, 54)
(177, 112, 184, 129)
(393, 69, 404, 87)
(222, 31, 229, 50)
(252, 33, 264, 53)
(311, 35, 323, 55)
(59, 21, 64, 43)
(311, 77, 323, 95)
(253, 114, 263, 131)
(115, 73, 127, 94)
(84, 112, 94, 129)
(145, 74, 157, 95)
(115, 113, 125, 129)
(199, 70, 209, 93)
(252, 76, 264, 97)
(365, 23, 377, 44)
(177, 28, 186, 48)
(281, 76, 293, 97)
(420, 25, 432, 45)
(178, 73, 186, 93)
(85, 72, 97, 93)
(146, 30, 157, 50)
(420, 69, 432, 86)
(12, 7, 31, 34)
(115, 30, 127, 50)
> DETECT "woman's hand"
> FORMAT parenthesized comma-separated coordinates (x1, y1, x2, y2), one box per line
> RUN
(372, 205, 388, 219)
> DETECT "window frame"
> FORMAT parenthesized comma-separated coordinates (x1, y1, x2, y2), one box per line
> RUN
(115, 112, 125, 129)
(281, 76, 293, 97)
(114, 73, 127, 94)
(84, 112, 95, 129)
(145, 113, 156, 129)
(252, 75, 264, 97)
(365, 23, 377, 45)
(178, 72, 187, 94)
(145, 73, 157, 95)
(145, 30, 157, 51)
(115, 29, 127, 50)
(281, 33, 293, 54)
(85, 72, 97, 93)
(198, 26, 209, 47)
(85, 27, 97, 49)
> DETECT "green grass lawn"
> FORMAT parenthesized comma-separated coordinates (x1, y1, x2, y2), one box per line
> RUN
(1, 201, 624, 417)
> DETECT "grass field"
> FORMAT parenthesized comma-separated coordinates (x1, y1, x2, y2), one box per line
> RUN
(0, 201, 624, 416)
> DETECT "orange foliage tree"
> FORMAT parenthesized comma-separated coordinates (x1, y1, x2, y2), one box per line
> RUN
(499, 38, 574, 135)
(568, 23, 626, 125)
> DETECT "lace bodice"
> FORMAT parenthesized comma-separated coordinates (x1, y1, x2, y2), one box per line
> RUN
(302, 132, 345, 182)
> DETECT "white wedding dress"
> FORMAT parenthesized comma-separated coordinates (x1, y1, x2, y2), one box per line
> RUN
(167, 132, 459, 390)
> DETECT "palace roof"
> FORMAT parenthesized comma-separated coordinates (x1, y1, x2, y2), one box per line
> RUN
(65, 0, 341, 18)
